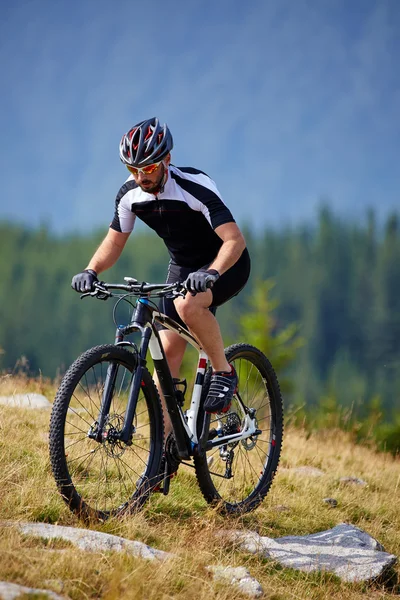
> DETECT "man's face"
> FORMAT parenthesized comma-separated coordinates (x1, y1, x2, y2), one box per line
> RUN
(130, 155, 171, 194)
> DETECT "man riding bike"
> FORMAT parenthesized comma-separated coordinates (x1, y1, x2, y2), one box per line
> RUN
(72, 117, 251, 432)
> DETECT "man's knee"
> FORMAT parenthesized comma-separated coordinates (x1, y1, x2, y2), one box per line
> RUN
(175, 293, 212, 324)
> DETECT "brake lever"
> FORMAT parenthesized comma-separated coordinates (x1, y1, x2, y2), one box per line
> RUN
(166, 290, 186, 299)
(80, 284, 111, 301)
(96, 290, 111, 301)
(171, 283, 188, 298)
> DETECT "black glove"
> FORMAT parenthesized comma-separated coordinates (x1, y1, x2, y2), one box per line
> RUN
(185, 268, 220, 294)
(71, 269, 98, 292)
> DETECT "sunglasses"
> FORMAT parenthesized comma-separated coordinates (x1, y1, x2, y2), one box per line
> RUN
(126, 161, 162, 176)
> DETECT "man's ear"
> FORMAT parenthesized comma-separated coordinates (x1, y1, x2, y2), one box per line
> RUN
(164, 153, 171, 166)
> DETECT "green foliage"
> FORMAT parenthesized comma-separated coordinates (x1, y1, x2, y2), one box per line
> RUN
(373, 417, 400, 456)
(1, 206, 400, 442)
(239, 279, 304, 391)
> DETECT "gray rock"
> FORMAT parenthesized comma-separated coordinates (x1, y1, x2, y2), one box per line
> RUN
(0, 393, 52, 409)
(281, 466, 325, 477)
(222, 523, 397, 583)
(340, 476, 368, 487)
(206, 566, 263, 598)
(12, 521, 262, 596)
(273, 504, 291, 512)
(17, 522, 170, 561)
(0, 580, 67, 599)
(323, 497, 338, 507)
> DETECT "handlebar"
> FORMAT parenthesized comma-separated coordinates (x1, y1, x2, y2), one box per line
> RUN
(80, 279, 188, 300)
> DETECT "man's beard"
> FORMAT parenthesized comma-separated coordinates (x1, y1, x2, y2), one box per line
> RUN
(138, 165, 165, 194)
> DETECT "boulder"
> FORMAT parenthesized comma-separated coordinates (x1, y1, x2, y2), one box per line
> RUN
(17, 522, 170, 561)
(11, 521, 263, 595)
(222, 523, 397, 583)
(0, 580, 67, 599)
(0, 393, 52, 409)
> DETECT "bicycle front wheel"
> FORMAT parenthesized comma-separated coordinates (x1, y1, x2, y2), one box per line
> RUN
(194, 343, 283, 514)
(49, 344, 163, 521)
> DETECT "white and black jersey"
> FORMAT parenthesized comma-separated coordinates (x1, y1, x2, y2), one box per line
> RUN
(110, 165, 235, 268)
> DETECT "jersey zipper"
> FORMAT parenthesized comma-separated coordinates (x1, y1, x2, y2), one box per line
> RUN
(155, 195, 171, 236)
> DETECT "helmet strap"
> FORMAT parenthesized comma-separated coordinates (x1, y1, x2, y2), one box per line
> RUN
(153, 161, 169, 195)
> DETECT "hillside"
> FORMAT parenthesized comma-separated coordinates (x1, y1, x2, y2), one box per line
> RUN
(0, 377, 399, 599)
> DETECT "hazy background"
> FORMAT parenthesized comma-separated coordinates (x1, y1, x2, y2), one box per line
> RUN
(1, 0, 399, 233)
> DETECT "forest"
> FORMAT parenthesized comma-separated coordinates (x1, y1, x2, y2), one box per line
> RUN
(1, 206, 399, 448)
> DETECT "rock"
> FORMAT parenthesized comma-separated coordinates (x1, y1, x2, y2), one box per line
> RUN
(323, 497, 338, 507)
(281, 466, 325, 477)
(206, 566, 263, 598)
(0, 393, 52, 409)
(16, 522, 170, 562)
(0, 580, 67, 599)
(12, 521, 262, 596)
(273, 505, 291, 512)
(222, 523, 397, 583)
(339, 476, 368, 487)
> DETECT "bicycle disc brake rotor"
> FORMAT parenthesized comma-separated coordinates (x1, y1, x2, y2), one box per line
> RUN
(102, 413, 126, 458)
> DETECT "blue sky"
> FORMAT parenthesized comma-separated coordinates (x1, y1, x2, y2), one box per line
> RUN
(1, 0, 399, 234)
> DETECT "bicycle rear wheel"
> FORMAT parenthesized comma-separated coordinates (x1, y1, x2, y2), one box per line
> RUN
(49, 344, 163, 521)
(194, 343, 283, 514)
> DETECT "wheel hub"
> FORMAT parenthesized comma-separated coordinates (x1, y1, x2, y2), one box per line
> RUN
(102, 414, 126, 457)
(241, 413, 259, 450)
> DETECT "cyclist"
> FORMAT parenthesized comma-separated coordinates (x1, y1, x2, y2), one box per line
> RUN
(72, 117, 251, 429)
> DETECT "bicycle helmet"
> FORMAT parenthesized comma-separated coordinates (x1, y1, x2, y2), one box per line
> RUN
(119, 117, 173, 167)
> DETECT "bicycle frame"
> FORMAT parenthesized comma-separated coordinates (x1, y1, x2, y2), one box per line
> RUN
(97, 291, 260, 461)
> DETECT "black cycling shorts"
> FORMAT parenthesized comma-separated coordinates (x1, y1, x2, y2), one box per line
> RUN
(159, 248, 251, 329)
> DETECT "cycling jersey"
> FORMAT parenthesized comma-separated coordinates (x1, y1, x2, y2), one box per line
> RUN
(110, 165, 235, 268)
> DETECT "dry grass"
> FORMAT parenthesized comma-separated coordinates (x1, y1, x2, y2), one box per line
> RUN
(0, 376, 399, 599)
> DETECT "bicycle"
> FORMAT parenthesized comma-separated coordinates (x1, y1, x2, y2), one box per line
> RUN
(49, 278, 283, 521)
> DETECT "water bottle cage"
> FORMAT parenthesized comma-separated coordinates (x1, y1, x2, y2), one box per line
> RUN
(173, 378, 187, 407)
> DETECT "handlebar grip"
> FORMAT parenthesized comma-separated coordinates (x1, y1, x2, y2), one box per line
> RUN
(205, 276, 215, 289)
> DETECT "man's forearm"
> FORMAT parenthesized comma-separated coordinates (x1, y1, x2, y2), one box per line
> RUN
(86, 236, 126, 274)
(210, 238, 246, 275)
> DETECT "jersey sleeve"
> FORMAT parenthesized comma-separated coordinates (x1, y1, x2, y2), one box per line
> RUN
(197, 186, 235, 229)
(110, 183, 137, 233)
(172, 170, 236, 229)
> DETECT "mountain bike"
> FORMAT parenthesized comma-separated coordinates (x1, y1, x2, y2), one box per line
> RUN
(49, 278, 283, 521)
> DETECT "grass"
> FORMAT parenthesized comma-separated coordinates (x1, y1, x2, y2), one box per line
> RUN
(0, 374, 399, 599)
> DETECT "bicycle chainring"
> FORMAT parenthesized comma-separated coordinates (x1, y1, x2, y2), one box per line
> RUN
(164, 432, 181, 474)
